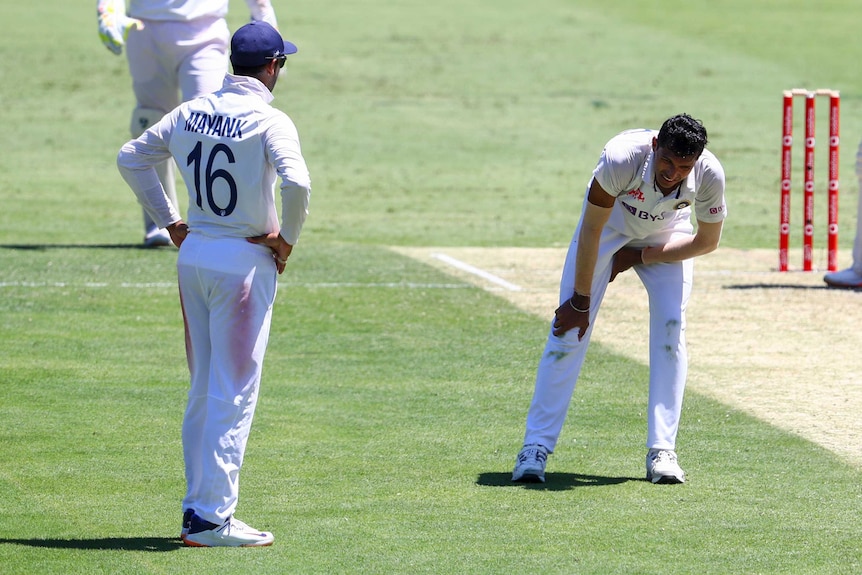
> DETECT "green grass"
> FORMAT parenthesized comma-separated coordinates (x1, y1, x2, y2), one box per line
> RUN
(1, 0, 861, 573)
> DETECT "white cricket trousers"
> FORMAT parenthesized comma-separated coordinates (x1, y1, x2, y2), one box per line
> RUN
(126, 16, 229, 113)
(126, 17, 229, 233)
(177, 234, 277, 524)
(523, 224, 694, 453)
(851, 139, 862, 273)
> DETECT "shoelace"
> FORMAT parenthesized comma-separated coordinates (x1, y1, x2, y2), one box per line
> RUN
(652, 450, 677, 465)
(217, 518, 248, 535)
(518, 447, 547, 465)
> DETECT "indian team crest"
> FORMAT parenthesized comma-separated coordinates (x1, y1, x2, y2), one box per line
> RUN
(674, 200, 691, 210)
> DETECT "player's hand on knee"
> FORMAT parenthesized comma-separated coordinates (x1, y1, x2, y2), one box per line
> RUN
(553, 293, 590, 339)
(610, 247, 644, 282)
(97, 0, 143, 56)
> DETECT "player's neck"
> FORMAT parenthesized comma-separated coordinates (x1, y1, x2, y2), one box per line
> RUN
(654, 177, 681, 197)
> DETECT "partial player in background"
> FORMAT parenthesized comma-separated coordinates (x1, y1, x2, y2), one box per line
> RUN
(823, 139, 862, 288)
(97, 0, 280, 247)
(117, 21, 311, 546)
(512, 114, 726, 485)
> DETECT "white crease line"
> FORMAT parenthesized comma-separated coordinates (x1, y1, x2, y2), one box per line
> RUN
(430, 252, 523, 292)
(292, 282, 469, 289)
(0, 281, 470, 289)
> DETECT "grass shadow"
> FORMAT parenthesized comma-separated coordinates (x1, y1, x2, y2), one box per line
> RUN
(0, 537, 183, 552)
(476, 472, 642, 491)
(0, 244, 168, 251)
(725, 283, 838, 291)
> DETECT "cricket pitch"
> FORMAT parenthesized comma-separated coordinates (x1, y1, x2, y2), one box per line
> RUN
(395, 247, 862, 467)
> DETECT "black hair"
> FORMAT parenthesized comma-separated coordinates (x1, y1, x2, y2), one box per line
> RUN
(231, 64, 268, 76)
(656, 114, 708, 158)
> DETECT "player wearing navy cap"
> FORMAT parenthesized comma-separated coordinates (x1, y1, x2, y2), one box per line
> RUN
(117, 21, 311, 547)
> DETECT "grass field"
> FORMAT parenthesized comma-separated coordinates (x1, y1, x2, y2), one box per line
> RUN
(2, 0, 862, 573)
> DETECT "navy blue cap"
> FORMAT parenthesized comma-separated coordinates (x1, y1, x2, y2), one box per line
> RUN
(230, 21, 297, 67)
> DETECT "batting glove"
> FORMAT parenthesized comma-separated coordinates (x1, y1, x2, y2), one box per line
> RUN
(97, 0, 143, 56)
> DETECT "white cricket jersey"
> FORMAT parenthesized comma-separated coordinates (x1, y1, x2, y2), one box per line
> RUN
(117, 74, 311, 245)
(593, 129, 727, 239)
(128, 0, 277, 26)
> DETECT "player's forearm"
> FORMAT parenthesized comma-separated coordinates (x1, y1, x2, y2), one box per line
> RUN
(131, 182, 181, 229)
(279, 183, 310, 245)
(642, 227, 721, 264)
(117, 149, 180, 228)
(273, 146, 311, 245)
(572, 201, 611, 295)
(573, 222, 602, 296)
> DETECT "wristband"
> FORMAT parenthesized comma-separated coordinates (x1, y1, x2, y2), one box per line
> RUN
(569, 292, 590, 313)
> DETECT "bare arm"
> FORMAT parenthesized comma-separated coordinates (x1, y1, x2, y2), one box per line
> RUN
(642, 219, 723, 264)
(553, 179, 614, 338)
(573, 179, 615, 295)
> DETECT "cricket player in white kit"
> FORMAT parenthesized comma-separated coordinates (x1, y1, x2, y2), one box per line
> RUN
(512, 114, 726, 485)
(117, 21, 311, 547)
(823, 138, 862, 288)
(97, 0, 280, 247)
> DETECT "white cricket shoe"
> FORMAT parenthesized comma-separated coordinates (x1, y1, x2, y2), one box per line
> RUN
(512, 444, 549, 483)
(823, 267, 862, 288)
(143, 228, 172, 248)
(184, 514, 274, 547)
(646, 448, 686, 484)
(180, 508, 193, 541)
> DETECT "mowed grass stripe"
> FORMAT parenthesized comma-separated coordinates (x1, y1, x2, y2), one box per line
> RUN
(2, 0, 862, 571)
(2, 244, 862, 574)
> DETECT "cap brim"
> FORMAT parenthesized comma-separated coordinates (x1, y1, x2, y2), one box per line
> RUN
(284, 41, 298, 55)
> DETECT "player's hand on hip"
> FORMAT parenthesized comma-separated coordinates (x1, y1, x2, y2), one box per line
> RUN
(610, 247, 644, 282)
(553, 293, 590, 340)
(247, 232, 293, 275)
(97, 0, 143, 56)
(166, 221, 189, 248)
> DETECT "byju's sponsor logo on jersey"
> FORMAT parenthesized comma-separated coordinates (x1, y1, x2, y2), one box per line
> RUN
(621, 201, 665, 221)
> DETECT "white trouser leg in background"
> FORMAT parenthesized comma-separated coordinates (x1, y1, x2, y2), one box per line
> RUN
(177, 234, 277, 524)
(126, 17, 229, 236)
(852, 139, 862, 273)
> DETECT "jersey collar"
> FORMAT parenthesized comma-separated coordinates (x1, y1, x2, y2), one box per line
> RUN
(222, 73, 275, 104)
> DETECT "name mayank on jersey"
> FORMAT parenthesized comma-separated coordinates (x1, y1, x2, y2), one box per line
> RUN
(184, 112, 246, 139)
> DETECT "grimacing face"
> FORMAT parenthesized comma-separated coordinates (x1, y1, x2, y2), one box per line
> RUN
(652, 138, 697, 194)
